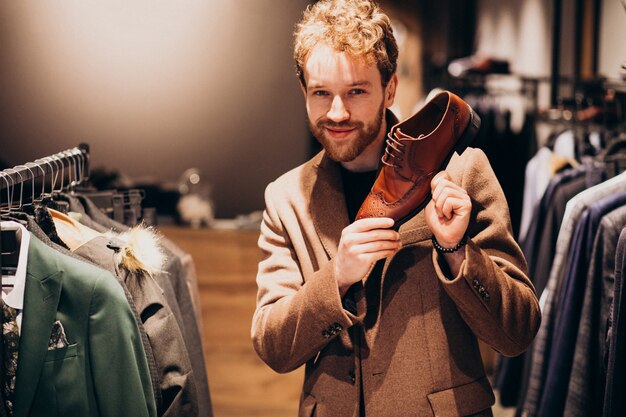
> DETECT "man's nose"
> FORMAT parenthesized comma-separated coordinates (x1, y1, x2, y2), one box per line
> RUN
(326, 95, 350, 122)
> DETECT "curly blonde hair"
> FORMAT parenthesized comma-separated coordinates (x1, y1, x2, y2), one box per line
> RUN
(294, 0, 398, 87)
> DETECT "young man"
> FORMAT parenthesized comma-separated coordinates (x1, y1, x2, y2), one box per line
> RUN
(251, 1, 541, 416)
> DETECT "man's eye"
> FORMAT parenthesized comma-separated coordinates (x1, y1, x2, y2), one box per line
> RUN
(312, 90, 329, 96)
(350, 89, 365, 95)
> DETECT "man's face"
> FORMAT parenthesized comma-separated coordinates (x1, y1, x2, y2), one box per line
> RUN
(302, 43, 395, 163)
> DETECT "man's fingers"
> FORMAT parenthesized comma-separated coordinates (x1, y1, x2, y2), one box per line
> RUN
(432, 178, 466, 202)
(441, 197, 468, 219)
(344, 228, 401, 246)
(349, 217, 395, 233)
(351, 240, 402, 255)
(358, 249, 400, 264)
(432, 171, 451, 187)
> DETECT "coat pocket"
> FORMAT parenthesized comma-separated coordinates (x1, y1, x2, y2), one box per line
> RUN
(426, 376, 495, 417)
(44, 343, 78, 362)
(37, 343, 88, 417)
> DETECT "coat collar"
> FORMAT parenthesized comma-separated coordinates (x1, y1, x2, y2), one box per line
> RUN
(14, 236, 63, 417)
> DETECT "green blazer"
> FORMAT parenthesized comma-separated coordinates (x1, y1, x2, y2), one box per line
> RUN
(13, 235, 157, 417)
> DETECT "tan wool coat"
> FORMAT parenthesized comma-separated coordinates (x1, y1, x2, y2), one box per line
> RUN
(251, 147, 541, 417)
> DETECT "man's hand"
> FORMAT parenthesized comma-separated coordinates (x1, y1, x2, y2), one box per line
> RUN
(424, 171, 472, 276)
(335, 217, 402, 297)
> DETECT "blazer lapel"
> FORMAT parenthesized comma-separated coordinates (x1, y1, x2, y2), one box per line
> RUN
(309, 152, 350, 259)
(13, 236, 63, 417)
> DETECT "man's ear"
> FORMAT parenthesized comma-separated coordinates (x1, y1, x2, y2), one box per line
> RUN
(384, 74, 398, 107)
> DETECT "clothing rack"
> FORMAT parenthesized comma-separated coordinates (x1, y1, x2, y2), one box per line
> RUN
(0, 143, 90, 206)
(445, 73, 542, 113)
(0, 144, 90, 272)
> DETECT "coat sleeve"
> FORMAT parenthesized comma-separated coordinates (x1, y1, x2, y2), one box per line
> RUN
(88, 271, 157, 417)
(432, 148, 542, 357)
(251, 181, 354, 373)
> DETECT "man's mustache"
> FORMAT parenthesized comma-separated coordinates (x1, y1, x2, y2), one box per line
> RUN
(317, 120, 362, 129)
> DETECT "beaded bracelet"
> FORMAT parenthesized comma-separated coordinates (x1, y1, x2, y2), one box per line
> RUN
(431, 234, 468, 253)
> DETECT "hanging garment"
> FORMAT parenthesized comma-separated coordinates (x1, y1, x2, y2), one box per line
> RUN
(520, 170, 626, 417)
(603, 226, 626, 417)
(48, 208, 199, 417)
(1, 221, 30, 417)
(67, 194, 213, 417)
(12, 235, 156, 417)
(15, 212, 162, 413)
(497, 167, 588, 409)
(65, 193, 203, 336)
(2, 302, 19, 416)
(1, 221, 30, 335)
(0, 298, 7, 417)
(564, 202, 626, 416)
(553, 130, 576, 161)
(523, 168, 589, 295)
(537, 194, 626, 417)
(519, 147, 554, 242)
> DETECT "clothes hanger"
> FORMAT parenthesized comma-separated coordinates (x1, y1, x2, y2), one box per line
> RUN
(49, 155, 71, 213)
(35, 158, 56, 198)
(12, 163, 38, 212)
(71, 149, 99, 194)
(0, 173, 20, 275)
(35, 159, 70, 215)
(0, 171, 34, 289)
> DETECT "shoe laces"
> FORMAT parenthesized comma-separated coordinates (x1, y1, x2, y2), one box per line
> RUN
(381, 129, 424, 169)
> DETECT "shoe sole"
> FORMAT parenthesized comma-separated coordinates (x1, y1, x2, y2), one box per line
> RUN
(392, 108, 482, 231)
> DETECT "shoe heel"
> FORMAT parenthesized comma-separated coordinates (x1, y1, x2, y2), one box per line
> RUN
(456, 110, 481, 155)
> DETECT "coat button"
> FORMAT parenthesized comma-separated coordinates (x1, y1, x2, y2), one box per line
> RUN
(333, 323, 343, 332)
(349, 370, 356, 384)
(322, 329, 330, 338)
(472, 279, 480, 288)
(483, 291, 490, 300)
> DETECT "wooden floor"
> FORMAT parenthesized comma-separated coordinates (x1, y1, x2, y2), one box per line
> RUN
(161, 226, 515, 417)
(161, 226, 303, 417)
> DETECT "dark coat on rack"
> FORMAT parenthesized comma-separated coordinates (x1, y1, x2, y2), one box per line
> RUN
(65, 195, 213, 417)
(73, 234, 198, 417)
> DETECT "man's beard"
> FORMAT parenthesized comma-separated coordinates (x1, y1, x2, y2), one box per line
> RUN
(309, 101, 385, 163)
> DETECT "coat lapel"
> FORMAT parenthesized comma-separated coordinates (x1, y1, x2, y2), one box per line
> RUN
(309, 152, 350, 259)
(13, 236, 63, 417)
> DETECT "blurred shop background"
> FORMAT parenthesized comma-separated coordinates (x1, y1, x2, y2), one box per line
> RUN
(1, 1, 626, 416)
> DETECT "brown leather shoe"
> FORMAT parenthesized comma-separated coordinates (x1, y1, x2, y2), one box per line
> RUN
(355, 90, 480, 227)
